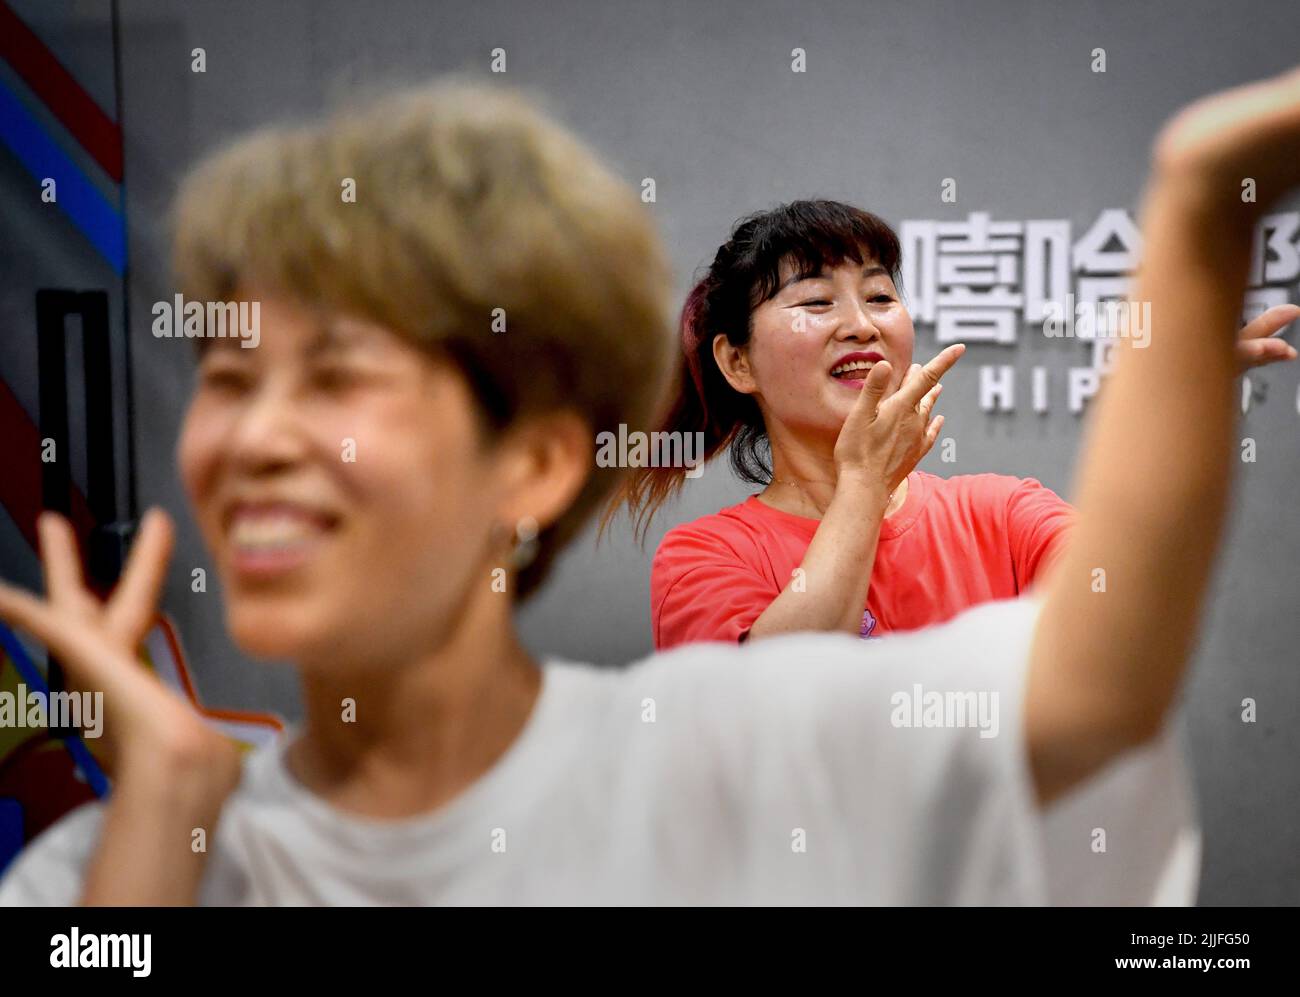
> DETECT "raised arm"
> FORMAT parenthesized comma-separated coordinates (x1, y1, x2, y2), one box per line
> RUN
(1026, 68, 1300, 802)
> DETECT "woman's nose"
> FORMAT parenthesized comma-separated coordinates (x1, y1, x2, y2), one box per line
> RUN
(225, 384, 309, 473)
(835, 298, 876, 341)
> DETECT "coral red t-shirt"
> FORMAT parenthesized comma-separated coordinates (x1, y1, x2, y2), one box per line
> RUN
(652, 470, 1074, 648)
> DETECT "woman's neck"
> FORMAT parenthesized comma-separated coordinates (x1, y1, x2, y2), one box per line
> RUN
(286, 579, 541, 819)
(760, 434, 909, 520)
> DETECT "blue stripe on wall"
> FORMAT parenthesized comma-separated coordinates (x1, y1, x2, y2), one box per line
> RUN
(0, 79, 125, 274)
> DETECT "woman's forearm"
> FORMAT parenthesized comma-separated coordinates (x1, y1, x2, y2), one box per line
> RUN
(81, 742, 241, 905)
(1026, 168, 1252, 802)
(747, 471, 890, 640)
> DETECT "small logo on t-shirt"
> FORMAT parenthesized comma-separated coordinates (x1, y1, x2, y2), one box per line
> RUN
(859, 608, 878, 639)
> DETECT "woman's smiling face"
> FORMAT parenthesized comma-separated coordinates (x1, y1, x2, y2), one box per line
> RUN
(177, 290, 501, 670)
(725, 257, 915, 438)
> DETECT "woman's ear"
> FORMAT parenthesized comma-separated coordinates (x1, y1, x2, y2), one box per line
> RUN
(493, 409, 593, 533)
(712, 333, 757, 395)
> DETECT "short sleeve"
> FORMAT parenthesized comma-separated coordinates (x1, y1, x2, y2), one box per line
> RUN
(1038, 723, 1200, 904)
(651, 523, 781, 649)
(1006, 477, 1075, 589)
(721, 596, 1197, 904)
(0, 803, 102, 906)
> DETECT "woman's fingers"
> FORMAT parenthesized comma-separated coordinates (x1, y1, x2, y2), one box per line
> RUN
(894, 343, 965, 409)
(914, 415, 945, 464)
(1239, 303, 1300, 341)
(37, 513, 98, 619)
(0, 581, 63, 650)
(924, 414, 944, 450)
(860, 360, 893, 409)
(917, 382, 943, 422)
(104, 508, 175, 648)
(0, 580, 135, 700)
(3, 517, 206, 783)
(1237, 336, 1298, 370)
(1235, 304, 1299, 370)
(35, 507, 177, 655)
(842, 360, 894, 433)
(836, 351, 955, 482)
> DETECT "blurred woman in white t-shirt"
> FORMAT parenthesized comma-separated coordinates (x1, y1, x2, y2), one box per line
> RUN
(3, 68, 1300, 905)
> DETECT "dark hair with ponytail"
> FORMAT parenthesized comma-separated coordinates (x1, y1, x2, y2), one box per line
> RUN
(604, 199, 903, 541)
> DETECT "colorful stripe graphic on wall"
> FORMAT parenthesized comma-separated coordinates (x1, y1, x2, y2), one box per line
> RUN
(0, 3, 283, 876)
(0, 0, 125, 273)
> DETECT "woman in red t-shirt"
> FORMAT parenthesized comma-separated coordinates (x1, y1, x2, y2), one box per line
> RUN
(612, 200, 1297, 649)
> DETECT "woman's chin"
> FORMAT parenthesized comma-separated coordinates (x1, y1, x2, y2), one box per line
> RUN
(225, 602, 329, 661)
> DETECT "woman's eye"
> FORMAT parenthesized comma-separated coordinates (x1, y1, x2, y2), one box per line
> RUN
(199, 365, 252, 392)
(870, 294, 894, 303)
(312, 366, 361, 391)
(800, 299, 832, 307)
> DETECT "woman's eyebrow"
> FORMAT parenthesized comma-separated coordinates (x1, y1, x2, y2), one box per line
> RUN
(304, 321, 365, 357)
(199, 336, 247, 359)
(781, 263, 889, 291)
(780, 269, 829, 290)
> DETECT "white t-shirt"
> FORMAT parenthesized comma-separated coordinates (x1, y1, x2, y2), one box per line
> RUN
(0, 597, 1198, 905)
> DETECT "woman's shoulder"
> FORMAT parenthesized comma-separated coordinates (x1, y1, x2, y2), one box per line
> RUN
(917, 470, 1061, 511)
(652, 496, 783, 565)
(659, 496, 769, 537)
(920, 469, 1031, 494)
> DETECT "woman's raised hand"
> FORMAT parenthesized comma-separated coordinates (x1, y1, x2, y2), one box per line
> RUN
(0, 509, 241, 792)
(833, 343, 965, 499)
(1235, 303, 1300, 370)
(1154, 65, 1300, 216)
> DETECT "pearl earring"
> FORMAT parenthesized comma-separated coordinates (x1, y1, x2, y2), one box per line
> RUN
(511, 515, 540, 569)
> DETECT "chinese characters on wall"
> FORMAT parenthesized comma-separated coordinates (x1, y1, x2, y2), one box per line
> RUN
(900, 210, 1300, 412)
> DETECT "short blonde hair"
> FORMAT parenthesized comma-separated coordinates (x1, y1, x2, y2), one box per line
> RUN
(172, 79, 674, 598)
